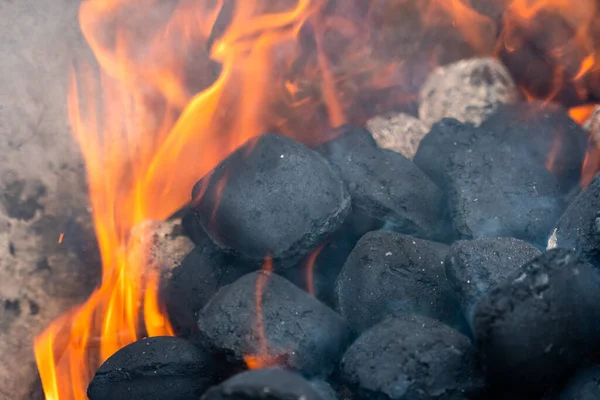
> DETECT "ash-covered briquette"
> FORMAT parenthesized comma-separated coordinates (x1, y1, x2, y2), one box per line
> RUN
(317, 125, 450, 242)
(551, 174, 600, 266)
(340, 315, 484, 400)
(445, 136, 564, 247)
(201, 368, 324, 400)
(196, 271, 350, 377)
(87, 336, 216, 400)
(546, 365, 600, 400)
(191, 133, 351, 267)
(336, 230, 463, 333)
(445, 238, 541, 319)
(472, 249, 600, 393)
(163, 242, 256, 337)
(480, 102, 588, 193)
(365, 112, 429, 159)
(413, 118, 481, 188)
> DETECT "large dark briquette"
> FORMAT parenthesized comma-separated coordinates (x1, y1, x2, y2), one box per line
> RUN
(445, 238, 541, 318)
(480, 102, 588, 192)
(473, 249, 600, 393)
(201, 369, 324, 400)
(413, 118, 481, 188)
(546, 365, 600, 400)
(192, 133, 350, 267)
(445, 136, 564, 246)
(163, 242, 256, 337)
(340, 316, 484, 400)
(335, 230, 463, 333)
(552, 174, 600, 267)
(317, 125, 450, 242)
(87, 336, 216, 400)
(196, 271, 350, 377)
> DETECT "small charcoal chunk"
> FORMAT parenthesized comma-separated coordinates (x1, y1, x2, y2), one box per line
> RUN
(192, 133, 350, 267)
(419, 58, 519, 127)
(201, 369, 324, 400)
(365, 112, 429, 159)
(197, 271, 350, 376)
(552, 174, 600, 267)
(163, 242, 256, 336)
(473, 249, 600, 393)
(318, 125, 450, 241)
(413, 118, 482, 188)
(445, 238, 541, 318)
(445, 136, 564, 247)
(548, 365, 600, 400)
(341, 316, 484, 400)
(481, 102, 588, 192)
(336, 231, 462, 333)
(87, 336, 216, 400)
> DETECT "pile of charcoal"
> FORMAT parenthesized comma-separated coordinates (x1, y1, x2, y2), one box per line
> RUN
(87, 99, 600, 400)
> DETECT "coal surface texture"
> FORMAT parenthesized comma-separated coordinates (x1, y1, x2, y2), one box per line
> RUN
(196, 271, 350, 376)
(445, 136, 564, 246)
(480, 102, 587, 192)
(336, 230, 462, 333)
(413, 118, 481, 188)
(549, 365, 600, 400)
(473, 249, 600, 393)
(340, 315, 484, 400)
(201, 368, 324, 400)
(553, 174, 600, 266)
(445, 238, 541, 318)
(87, 336, 216, 400)
(318, 125, 449, 242)
(192, 133, 350, 266)
(163, 242, 256, 337)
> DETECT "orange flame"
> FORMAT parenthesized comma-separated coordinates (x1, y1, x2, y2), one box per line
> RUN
(304, 243, 326, 296)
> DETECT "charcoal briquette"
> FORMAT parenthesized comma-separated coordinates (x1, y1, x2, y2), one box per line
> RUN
(309, 380, 339, 400)
(201, 368, 324, 400)
(480, 102, 588, 192)
(445, 238, 541, 319)
(196, 271, 350, 377)
(547, 365, 600, 400)
(445, 136, 564, 247)
(318, 125, 450, 242)
(473, 249, 600, 393)
(336, 231, 463, 333)
(87, 336, 216, 400)
(162, 242, 256, 337)
(192, 133, 350, 267)
(551, 174, 600, 266)
(340, 315, 484, 400)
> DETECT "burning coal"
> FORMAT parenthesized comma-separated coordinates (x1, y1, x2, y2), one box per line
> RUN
(29, 0, 600, 399)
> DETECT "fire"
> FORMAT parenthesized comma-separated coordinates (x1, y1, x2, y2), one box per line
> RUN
(33, 0, 600, 398)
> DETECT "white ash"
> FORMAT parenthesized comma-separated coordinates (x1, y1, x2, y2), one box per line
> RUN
(584, 106, 600, 143)
(419, 58, 519, 127)
(365, 113, 429, 159)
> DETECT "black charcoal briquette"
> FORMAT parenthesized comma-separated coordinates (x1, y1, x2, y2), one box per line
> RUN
(445, 237, 541, 318)
(192, 133, 350, 267)
(87, 336, 216, 400)
(340, 315, 484, 400)
(336, 231, 463, 333)
(318, 125, 451, 242)
(197, 271, 350, 377)
(473, 249, 600, 393)
(201, 368, 324, 400)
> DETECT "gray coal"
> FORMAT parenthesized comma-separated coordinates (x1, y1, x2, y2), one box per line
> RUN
(317, 125, 451, 242)
(201, 368, 324, 400)
(335, 230, 463, 333)
(340, 315, 484, 400)
(445, 237, 541, 319)
(87, 336, 216, 400)
(192, 133, 350, 267)
(473, 249, 600, 393)
(445, 135, 564, 247)
(196, 271, 350, 377)
(552, 174, 600, 267)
